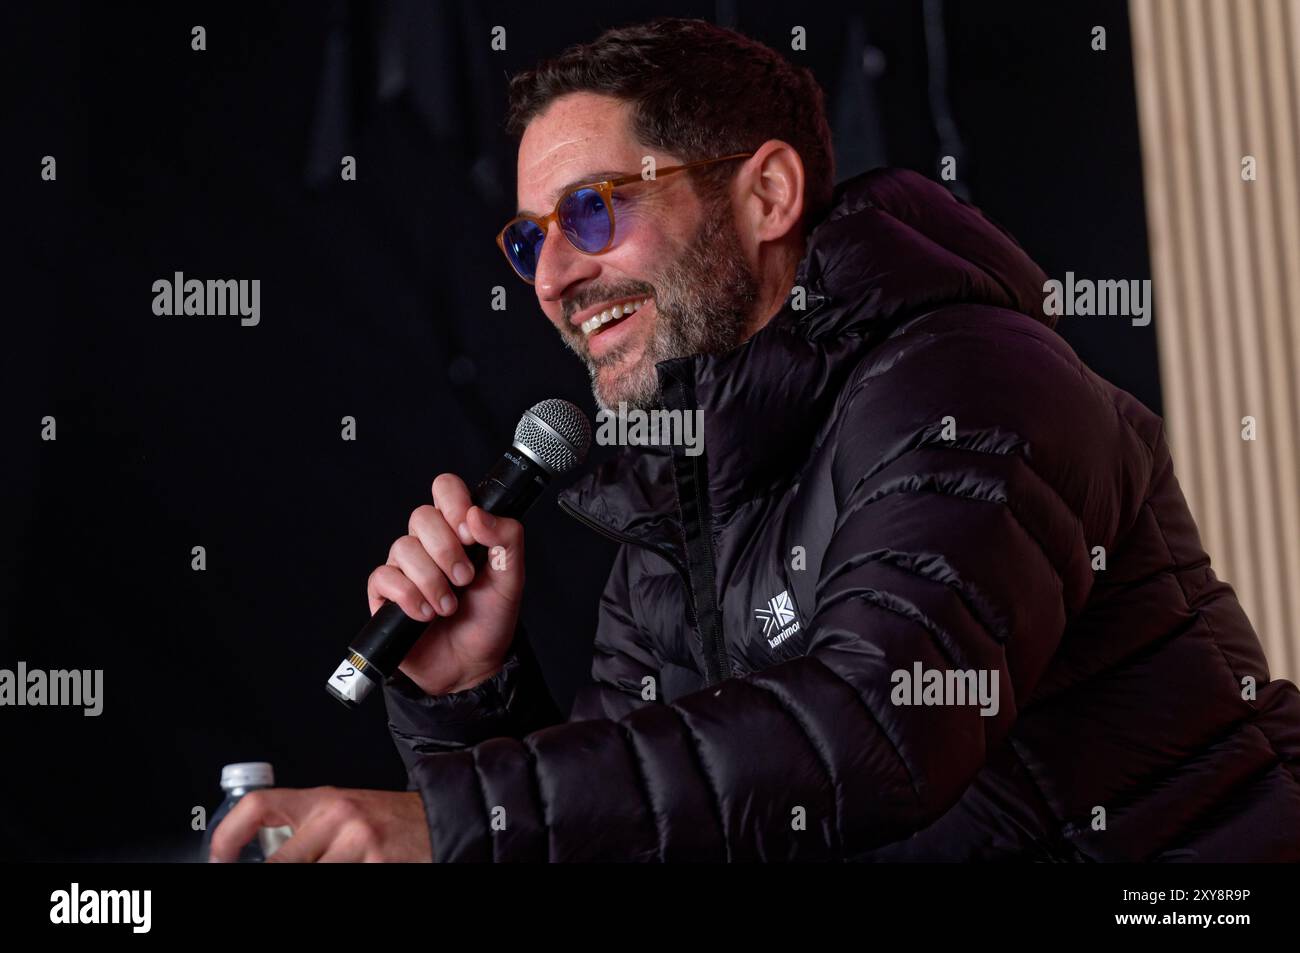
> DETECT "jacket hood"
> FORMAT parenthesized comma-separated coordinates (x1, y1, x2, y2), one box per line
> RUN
(799, 167, 1051, 332)
(558, 167, 1051, 544)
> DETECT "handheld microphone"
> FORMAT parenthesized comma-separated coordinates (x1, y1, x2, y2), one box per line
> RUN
(326, 399, 592, 709)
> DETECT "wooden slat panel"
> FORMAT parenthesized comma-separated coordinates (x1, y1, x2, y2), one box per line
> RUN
(1129, 0, 1299, 678)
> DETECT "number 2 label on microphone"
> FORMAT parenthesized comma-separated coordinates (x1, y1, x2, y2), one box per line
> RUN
(329, 660, 365, 702)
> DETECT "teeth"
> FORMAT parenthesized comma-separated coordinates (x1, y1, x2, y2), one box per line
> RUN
(582, 298, 651, 336)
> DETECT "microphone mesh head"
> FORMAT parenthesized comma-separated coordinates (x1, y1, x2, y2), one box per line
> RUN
(513, 399, 592, 475)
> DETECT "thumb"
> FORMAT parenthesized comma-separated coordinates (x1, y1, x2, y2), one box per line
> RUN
(465, 506, 524, 598)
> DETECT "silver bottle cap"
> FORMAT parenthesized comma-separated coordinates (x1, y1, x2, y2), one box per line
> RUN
(220, 762, 274, 791)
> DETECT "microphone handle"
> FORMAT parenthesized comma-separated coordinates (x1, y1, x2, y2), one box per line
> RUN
(326, 449, 547, 708)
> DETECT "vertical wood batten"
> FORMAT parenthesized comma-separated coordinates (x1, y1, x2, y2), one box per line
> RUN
(1129, 0, 1299, 678)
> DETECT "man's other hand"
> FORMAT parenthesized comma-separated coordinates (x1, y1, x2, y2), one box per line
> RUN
(208, 787, 431, 863)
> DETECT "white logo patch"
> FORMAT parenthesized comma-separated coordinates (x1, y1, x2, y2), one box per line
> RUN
(755, 590, 801, 648)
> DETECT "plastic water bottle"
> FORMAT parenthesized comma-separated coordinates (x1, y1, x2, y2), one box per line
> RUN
(199, 762, 293, 862)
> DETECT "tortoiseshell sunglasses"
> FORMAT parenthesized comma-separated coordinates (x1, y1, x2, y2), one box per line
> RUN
(495, 152, 754, 283)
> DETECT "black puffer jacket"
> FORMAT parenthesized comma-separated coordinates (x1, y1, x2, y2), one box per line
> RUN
(385, 168, 1300, 861)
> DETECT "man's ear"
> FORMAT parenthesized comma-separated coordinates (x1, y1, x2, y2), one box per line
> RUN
(735, 140, 806, 246)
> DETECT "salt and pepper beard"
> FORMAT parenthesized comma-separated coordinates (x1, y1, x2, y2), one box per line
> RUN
(558, 203, 760, 412)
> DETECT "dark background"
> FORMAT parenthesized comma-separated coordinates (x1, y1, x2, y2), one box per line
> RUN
(2, 0, 1154, 861)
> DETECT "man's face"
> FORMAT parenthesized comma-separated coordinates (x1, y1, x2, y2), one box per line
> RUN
(516, 92, 759, 410)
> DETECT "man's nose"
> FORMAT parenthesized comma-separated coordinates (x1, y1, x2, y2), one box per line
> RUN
(534, 221, 599, 303)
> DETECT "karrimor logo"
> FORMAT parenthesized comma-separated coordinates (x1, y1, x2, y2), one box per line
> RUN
(755, 590, 800, 648)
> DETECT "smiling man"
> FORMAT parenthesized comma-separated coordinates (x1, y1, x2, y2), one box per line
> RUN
(508, 94, 789, 413)
(211, 17, 1300, 863)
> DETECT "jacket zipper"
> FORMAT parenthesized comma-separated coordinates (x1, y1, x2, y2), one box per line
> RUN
(659, 373, 732, 687)
(677, 452, 731, 686)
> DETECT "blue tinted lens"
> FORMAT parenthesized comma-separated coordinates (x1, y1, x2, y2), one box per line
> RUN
(558, 188, 613, 253)
(503, 219, 546, 280)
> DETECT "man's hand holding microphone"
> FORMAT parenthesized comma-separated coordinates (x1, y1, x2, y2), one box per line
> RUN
(373, 472, 525, 696)
(207, 400, 590, 862)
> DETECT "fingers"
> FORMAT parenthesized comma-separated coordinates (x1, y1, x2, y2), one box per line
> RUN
(208, 788, 303, 863)
(409, 503, 475, 594)
(464, 506, 524, 601)
(368, 562, 438, 621)
(212, 788, 428, 864)
(431, 474, 476, 548)
(267, 790, 391, 864)
(366, 474, 523, 619)
(315, 824, 380, 863)
(386, 531, 457, 618)
(263, 814, 340, 864)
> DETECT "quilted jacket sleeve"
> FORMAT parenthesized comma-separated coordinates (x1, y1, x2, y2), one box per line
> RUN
(399, 320, 1124, 861)
(384, 626, 562, 763)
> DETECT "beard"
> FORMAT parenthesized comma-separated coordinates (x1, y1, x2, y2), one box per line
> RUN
(557, 206, 760, 411)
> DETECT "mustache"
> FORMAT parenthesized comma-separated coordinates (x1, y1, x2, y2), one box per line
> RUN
(561, 281, 657, 325)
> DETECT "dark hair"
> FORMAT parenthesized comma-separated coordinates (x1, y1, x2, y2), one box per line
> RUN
(505, 18, 835, 228)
